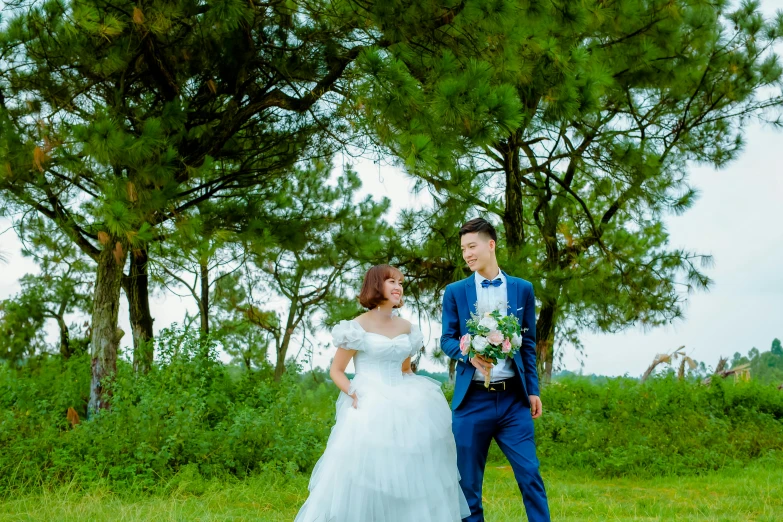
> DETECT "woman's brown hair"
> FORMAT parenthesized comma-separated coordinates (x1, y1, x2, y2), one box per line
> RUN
(358, 264, 404, 309)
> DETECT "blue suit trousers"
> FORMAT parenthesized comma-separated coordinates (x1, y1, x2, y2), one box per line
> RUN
(452, 384, 550, 522)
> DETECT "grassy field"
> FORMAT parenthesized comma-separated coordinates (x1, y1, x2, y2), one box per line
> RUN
(1, 463, 781, 521)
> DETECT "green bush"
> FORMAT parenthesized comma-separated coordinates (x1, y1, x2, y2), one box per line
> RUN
(519, 375, 783, 477)
(0, 329, 336, 494)
(388, 375, 783, 477)
(2, 335, 783, 494)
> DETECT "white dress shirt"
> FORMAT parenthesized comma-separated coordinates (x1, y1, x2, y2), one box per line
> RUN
(472, 268, 516, 382)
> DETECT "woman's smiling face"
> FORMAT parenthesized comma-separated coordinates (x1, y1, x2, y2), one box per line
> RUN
(383, 275, 404, 306)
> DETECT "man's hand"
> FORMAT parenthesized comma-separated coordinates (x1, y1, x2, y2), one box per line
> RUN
(470, 354, 494, 377)
(529, 395, 542, 419)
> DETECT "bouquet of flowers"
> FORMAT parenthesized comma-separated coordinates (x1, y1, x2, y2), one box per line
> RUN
(460, 308, 527, 388)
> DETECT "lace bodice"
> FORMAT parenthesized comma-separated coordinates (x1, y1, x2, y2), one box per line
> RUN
(331, 320, 424, 385)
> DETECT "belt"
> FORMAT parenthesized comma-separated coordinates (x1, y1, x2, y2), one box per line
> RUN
(470, 378, 520, 393)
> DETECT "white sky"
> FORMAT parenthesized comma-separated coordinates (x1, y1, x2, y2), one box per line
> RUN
(1, 1, 782, 376)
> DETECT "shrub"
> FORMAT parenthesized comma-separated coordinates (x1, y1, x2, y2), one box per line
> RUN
(525, 375, 783, 477)
(0, 329, 335, 494)
(2, 337, 783, 494)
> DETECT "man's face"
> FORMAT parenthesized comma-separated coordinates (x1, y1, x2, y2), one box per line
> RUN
(460, 232, 495, 273)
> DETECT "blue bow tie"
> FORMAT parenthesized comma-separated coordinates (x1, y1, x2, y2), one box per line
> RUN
(480, 278, 503, 288)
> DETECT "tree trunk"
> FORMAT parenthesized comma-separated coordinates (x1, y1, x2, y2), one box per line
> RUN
(274, 300, 299, 381)
(535, 299, 557, 384)
(536, 211, 561, 384)
(502, 141, 526, 259)
(88, 240, 126, 414)
(448, 358, 457, 386)
(274, 332, 293, 381)
(56, 315, 72, 359)
(199, 259, 209, 335)
(123, 248, 154, 374)
(503, 141, 559, 381)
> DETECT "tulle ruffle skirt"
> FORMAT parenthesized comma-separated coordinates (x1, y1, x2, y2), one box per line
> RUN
(295, 373, 470, 522)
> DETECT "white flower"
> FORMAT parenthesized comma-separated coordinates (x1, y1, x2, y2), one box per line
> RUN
(478, 316, 498, 331)
(472, 335, 489, 353)
(511, 333, 523, 348)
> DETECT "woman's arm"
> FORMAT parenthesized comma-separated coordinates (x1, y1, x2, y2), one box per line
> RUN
(330, 347, 359, 408)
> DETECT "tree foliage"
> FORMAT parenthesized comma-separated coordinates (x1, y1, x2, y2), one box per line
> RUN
(0, 0, 400, 409)
(213, 160, 392, 379)
(355, 0, 783, 379)
(731, 338, 783, 385)
(1, 0, 780, 391)
(0, 220, 92, 362)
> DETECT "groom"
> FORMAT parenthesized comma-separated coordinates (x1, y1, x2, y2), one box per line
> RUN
(441, 218, 550, 522)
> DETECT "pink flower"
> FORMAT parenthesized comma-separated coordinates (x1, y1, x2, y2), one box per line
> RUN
(459, 334, 472, 355)
(502, 338, 512, 353)
(487, 330, 504, 346)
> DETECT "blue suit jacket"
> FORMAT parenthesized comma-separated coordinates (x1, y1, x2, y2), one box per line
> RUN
(441, 272, 540, 410)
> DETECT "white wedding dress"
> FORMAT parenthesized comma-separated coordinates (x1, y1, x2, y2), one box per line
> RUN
(295, 320, 470, 522)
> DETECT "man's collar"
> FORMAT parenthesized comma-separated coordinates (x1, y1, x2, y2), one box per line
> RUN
(476, 267, 504, 282)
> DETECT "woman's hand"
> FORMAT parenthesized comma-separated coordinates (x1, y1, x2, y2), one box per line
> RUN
(350, 392, 359, 409)
(330, 347, 358, 407)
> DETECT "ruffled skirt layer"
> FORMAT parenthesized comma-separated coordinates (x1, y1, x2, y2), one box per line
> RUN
(295, 373, 469, 522)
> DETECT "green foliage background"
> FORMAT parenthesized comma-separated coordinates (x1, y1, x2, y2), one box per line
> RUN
(0, 0, 782, 506)
(1, 331, 781, 496)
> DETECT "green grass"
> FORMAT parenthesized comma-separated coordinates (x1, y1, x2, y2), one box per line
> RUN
(0, 463, 781, 521)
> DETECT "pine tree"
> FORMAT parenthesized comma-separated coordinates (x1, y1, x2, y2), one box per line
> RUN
(211, 272, 272, 371)
(771, 338, 782, 357)
(150, 201, 244, 338)
(0, 220, 92, 361)
(0, 0, 394, 411)
(357, 0, 783, 381)
(226, 160, 392, 380)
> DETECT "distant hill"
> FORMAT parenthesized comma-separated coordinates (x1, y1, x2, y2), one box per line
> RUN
(551, 370, 614, 384)
(416, 369, 449, 383)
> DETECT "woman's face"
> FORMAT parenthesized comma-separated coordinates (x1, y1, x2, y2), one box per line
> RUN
(383, 275, 404, 307)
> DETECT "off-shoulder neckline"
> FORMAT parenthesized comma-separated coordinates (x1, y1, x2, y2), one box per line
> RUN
(348, 319, 413, 341)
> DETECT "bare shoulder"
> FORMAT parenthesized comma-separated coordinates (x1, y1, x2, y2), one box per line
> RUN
(353, 312, 370, 326)
(394, 317, 415, 336)
(395, 316, 412, 327)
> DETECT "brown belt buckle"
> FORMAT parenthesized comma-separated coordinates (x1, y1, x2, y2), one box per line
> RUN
(489, 381, 506, 392)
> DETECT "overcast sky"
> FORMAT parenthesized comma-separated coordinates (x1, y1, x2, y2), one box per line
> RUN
(1, 2, 782, 377)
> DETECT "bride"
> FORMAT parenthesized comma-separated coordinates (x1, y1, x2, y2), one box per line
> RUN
(295, 264, 469, 522)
